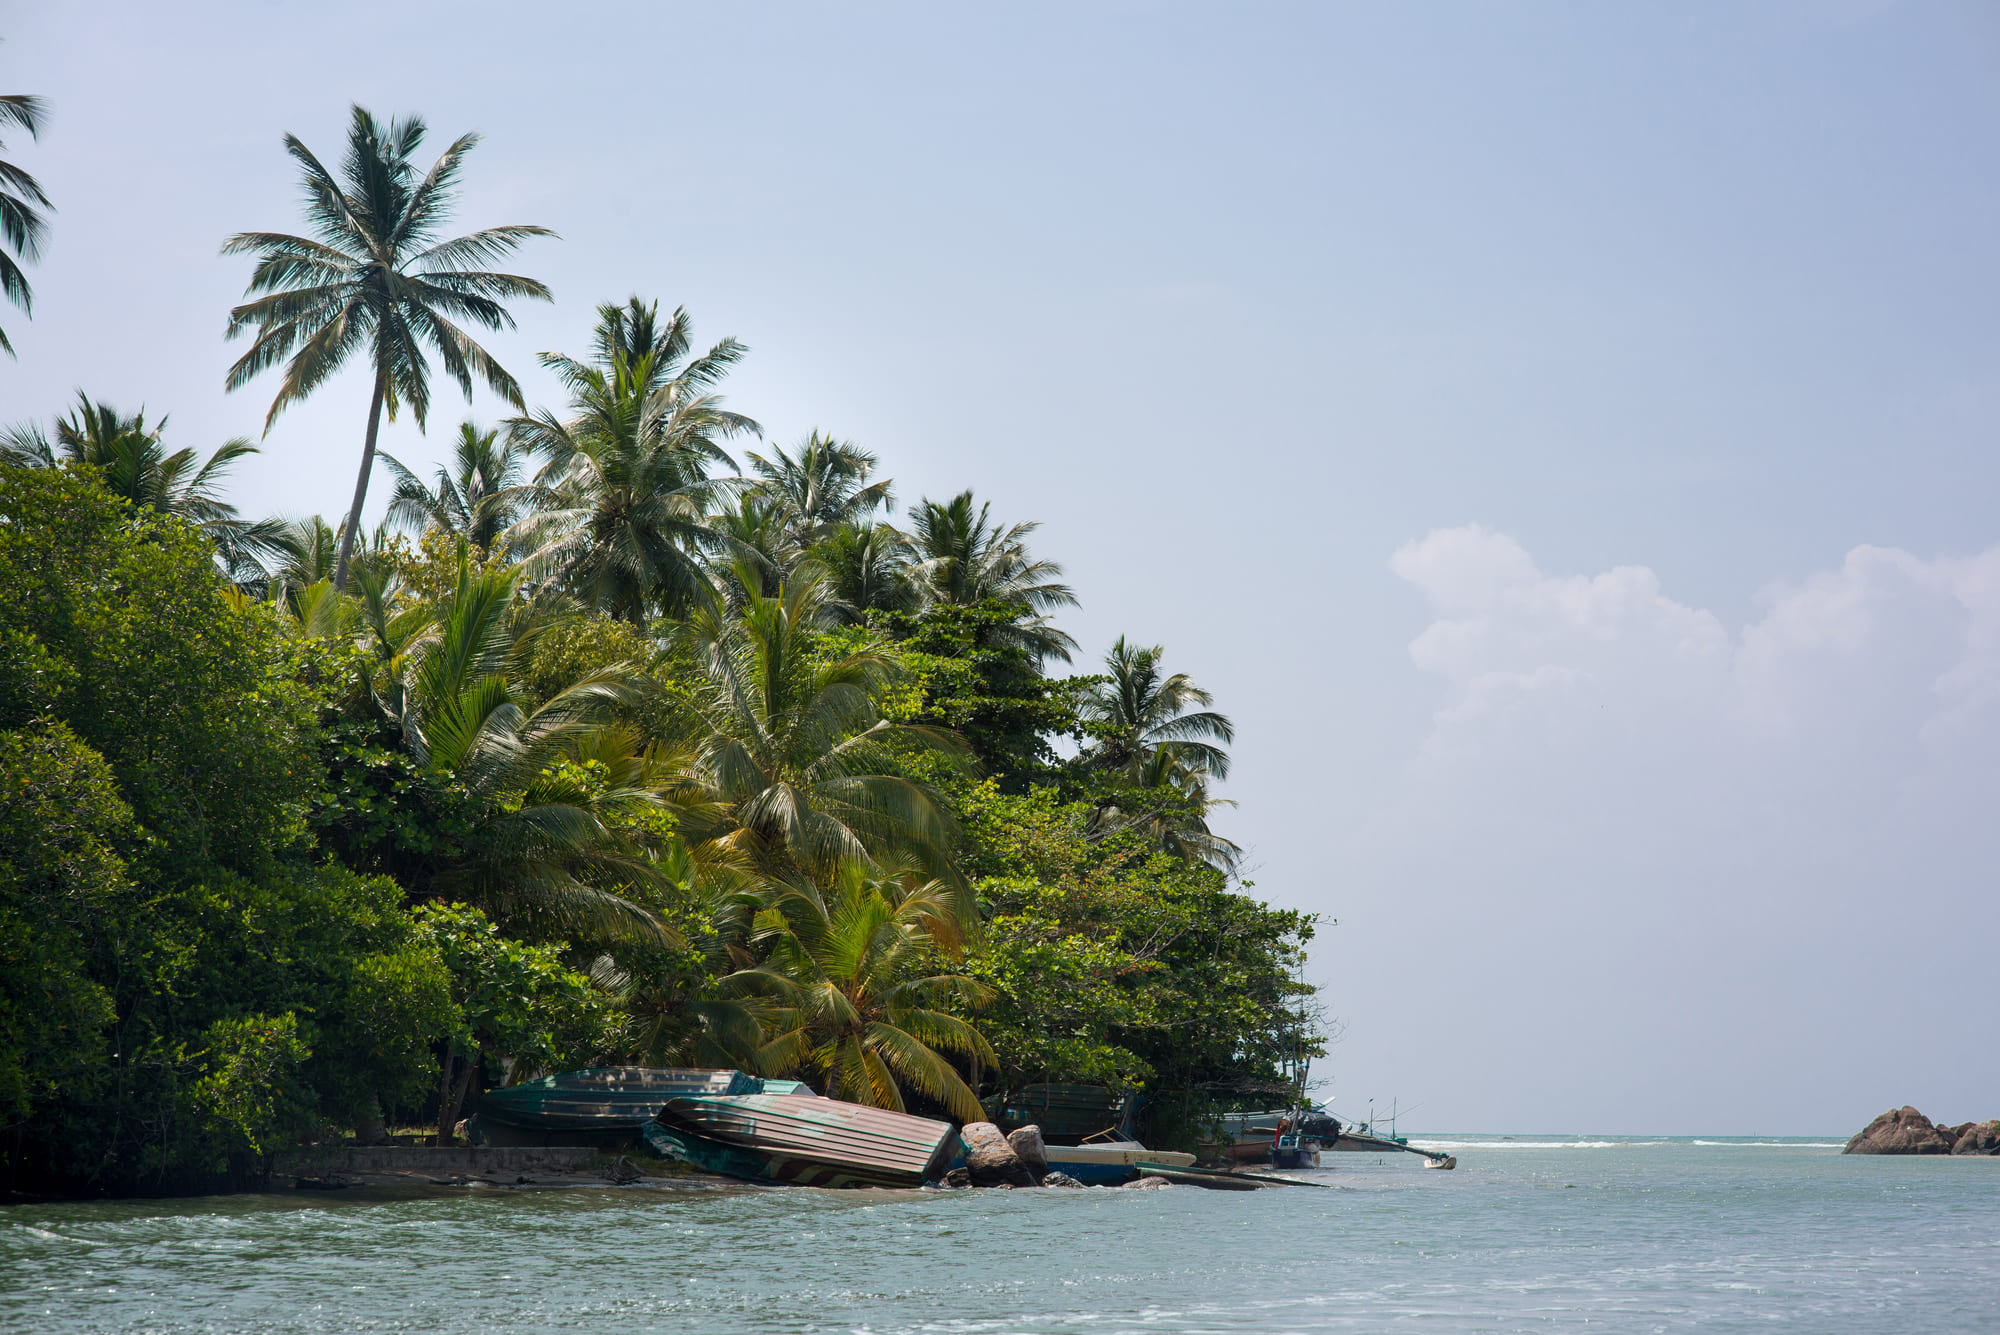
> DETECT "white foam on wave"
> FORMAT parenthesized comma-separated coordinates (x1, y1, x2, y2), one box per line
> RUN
(1690, 1140, 1844, 1148)
(10, 1224, 105, 1245)
(1407, 1139, 1639, 1150)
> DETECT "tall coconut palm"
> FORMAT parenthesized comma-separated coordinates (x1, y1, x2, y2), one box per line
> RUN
(1080, 637, 1240, 872)
(731, 862, 995, 1119)
(0, 86, 49, 357)
(1080, 636, 1234, 780)
(745, 432, 894, 549)
(508, 299, 756, 624)
(677, 565, 969, 889)
(222, 105, 554, 591)
(907, 490, 1079, 663)
(1, 393, 279, 576)
(381, 421, 530, 553)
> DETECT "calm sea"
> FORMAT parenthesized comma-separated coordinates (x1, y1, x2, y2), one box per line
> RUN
(4, 1135, 1997, 1333)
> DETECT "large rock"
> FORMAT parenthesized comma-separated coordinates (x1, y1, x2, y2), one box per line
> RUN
(1950, 1120, 2000, 1156)
(1007, 1125, 1051, 1180)
(961, 1121, 1037, 1187)
(1844, 1107, 1954, 1155)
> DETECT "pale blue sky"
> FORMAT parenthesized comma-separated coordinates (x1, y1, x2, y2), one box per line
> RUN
(7, 1, 1997, 1133)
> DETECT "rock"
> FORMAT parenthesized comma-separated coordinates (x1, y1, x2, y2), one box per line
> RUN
(1040, 1171, 1086, 1188)
(942, 1167, 972, 1188)
(1007, 1125, 1051, 1179)
(1125, 1174, 1173, 1189)
(1951, 1120, 2000, 1156)
(1844, 1107, 1954, 1155)
(961, 1121, 1037, 1187)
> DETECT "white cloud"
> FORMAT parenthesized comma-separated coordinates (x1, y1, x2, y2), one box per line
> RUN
(1329, 527, 2000, 1134)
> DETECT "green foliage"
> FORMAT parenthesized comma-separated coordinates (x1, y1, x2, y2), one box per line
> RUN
(185, 1013, 312, 1162)
(731, 862, 995, 1120)
(412, 902, 616, 1076)
(0, 466, 318, 884)
(955, 781, 1318, 1148)
(0, 724, 125, 1122)
(863, 601, 1093, 791)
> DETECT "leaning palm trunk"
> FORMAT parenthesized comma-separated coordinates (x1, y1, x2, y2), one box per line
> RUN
(334, 366, 390, 590)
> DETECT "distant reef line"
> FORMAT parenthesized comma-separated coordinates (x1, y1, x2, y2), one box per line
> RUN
(1844, 1107, 2000, 1155)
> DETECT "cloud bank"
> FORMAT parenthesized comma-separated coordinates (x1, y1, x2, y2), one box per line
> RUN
(1330, 527, 2000, 1133)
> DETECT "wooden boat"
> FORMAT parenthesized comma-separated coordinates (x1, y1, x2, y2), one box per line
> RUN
(1043, 1140, 1196, 1185)
(465, 1067, 763, 1147)
(643, 1094, 962, 1189)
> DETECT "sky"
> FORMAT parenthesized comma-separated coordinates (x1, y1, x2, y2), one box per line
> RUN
(6, 0, 1998, 1135)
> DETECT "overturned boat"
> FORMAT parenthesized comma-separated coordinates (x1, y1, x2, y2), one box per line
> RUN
(644, 1094, 963, 1189)
(465, 1067, 793, 1148)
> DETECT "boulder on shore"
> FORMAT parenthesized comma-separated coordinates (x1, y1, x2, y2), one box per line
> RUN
(1845, 1107, 1957, 1155)
(1007, 1125, 1051, 1180)
(1950, 1120, 2000, 1156)
(961, 1121, 1038, 1187)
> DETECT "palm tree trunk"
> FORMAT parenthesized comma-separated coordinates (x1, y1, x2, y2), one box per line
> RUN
(332, 365, 388, 592)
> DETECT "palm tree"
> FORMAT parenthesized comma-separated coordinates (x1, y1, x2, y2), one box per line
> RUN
(907, 490, 1079, 662)
(222, 105, 554, 591)
(508, 298, 756, 624)
(1080, 637, 1241, 872)
(810, 520, 918, 620)
(745, 432, 894, 549)
(1092, 745, 1244, 874)
(709, 492, 796, 601)
(1080, 636, 1234, 780)
(676, 565, 969, 888)
(0, 85, 49, 357)
(360, 551, 679, 942)
(1, 393, 278, 576)
(381, 421, 530, 553)
(732, 862, 995, 1119)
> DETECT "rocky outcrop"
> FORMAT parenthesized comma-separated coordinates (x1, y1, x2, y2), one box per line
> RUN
(1007, 1125, 1051, 1180)
(1844, 1107, 2000, 1155)
(961, 1121, 1038, 1187)
(1950, 1120, 2000, 1156)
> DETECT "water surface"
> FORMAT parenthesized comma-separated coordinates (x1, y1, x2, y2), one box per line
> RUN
(6, 1136, 1996, 1333)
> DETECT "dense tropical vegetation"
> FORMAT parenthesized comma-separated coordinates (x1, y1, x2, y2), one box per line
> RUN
(0, 101, 1321, 1197)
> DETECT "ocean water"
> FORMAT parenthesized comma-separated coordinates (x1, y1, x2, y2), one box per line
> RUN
(4, 1135, 1997, 1333)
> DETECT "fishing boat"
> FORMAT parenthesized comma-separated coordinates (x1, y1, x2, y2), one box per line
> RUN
(465, 1067, 765, 1147)
(643, 1094, 962, 1189)
(1211, 1106, 1344, 1163)
(1042, 1140, 1197, 1185)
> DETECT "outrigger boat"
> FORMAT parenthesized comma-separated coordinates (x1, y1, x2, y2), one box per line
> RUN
(643, 1093, 962, 1188)
(1212, 1101, 1456, 1170)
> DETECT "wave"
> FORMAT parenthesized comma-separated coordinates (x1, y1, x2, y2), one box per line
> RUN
(9, 1224, 106, 1245)
(1402, 1138, 1845, 1150)
(1691, 1140, 1844, 1148)
(1407, 1139, 1643, 1149)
